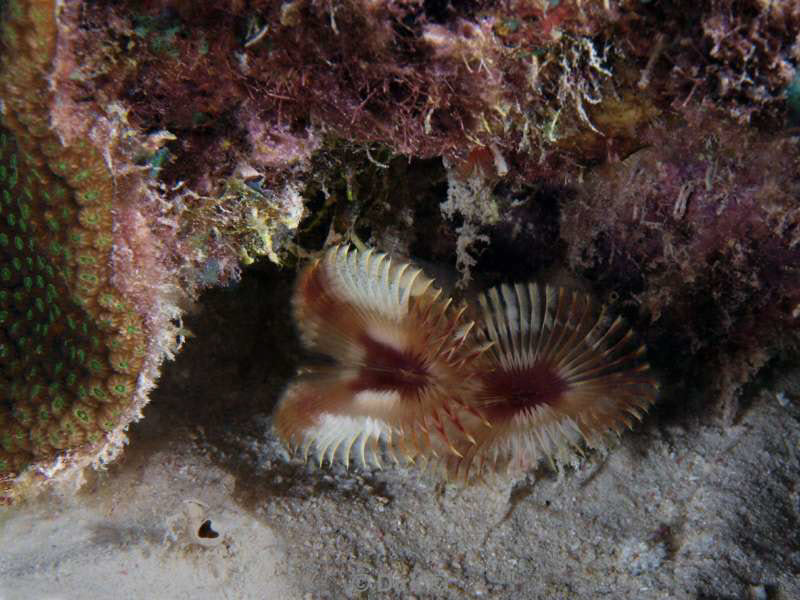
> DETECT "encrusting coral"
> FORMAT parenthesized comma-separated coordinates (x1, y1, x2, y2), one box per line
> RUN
(0, 0, 149, 502)
(0, 124, 145, 490)
(275, 245, 658, 480)
(0, 0, 305, 503)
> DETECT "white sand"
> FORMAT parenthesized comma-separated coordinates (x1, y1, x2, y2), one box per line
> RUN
(2, 388, 798, 599)
(0, 439, 297, 600)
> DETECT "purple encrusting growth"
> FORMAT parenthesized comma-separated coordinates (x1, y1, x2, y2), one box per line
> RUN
(70, 0, 800, 189)
(562, 111, 800, 421)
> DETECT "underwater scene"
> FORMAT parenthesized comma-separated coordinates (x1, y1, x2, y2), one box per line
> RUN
(1, 1, 799, 598)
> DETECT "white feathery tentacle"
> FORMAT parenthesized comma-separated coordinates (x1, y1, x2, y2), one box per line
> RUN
(275, 243, 490, 474)
(459, 282, 658, 480)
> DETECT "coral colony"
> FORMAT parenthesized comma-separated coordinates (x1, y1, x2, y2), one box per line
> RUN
(2, 0, 800, 500)
(0, 1, 304, 503)
(275, 245, 658, 479)
(0, 3, 152, 502)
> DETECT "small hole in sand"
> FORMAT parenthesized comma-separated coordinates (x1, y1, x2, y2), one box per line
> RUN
(198, 519, 219, 539)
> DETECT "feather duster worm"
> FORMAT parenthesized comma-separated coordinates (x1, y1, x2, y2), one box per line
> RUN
(447, 283, 659, 479)
(274, 245, 491, 468)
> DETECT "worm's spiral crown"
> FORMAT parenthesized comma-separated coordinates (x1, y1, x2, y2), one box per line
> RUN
(275, 245, 491, 469)
(446, 282, 659, 479)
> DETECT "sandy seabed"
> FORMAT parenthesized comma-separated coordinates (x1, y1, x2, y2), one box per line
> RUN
(1, 387, 798, 600)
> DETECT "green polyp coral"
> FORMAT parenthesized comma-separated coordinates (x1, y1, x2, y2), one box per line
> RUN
(0, 0, 311, 503)
(0, 0, 147, 503)
(0, 121, 148, 500)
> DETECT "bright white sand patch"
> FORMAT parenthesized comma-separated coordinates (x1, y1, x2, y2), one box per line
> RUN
(0, 444, 297, 600)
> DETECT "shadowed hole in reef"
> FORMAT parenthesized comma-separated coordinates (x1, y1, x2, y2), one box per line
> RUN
(120, 157, 460, 506)
(118, 166, 707, 505)
(149, 259, 298, 422)
(125, 259, 309, 502)
(123, 257, 403, 507)
(198, 520, 219, 539)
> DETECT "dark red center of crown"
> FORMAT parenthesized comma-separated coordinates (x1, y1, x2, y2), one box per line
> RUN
(481, 361, 568, 419)
(350, 334, 430, 395)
